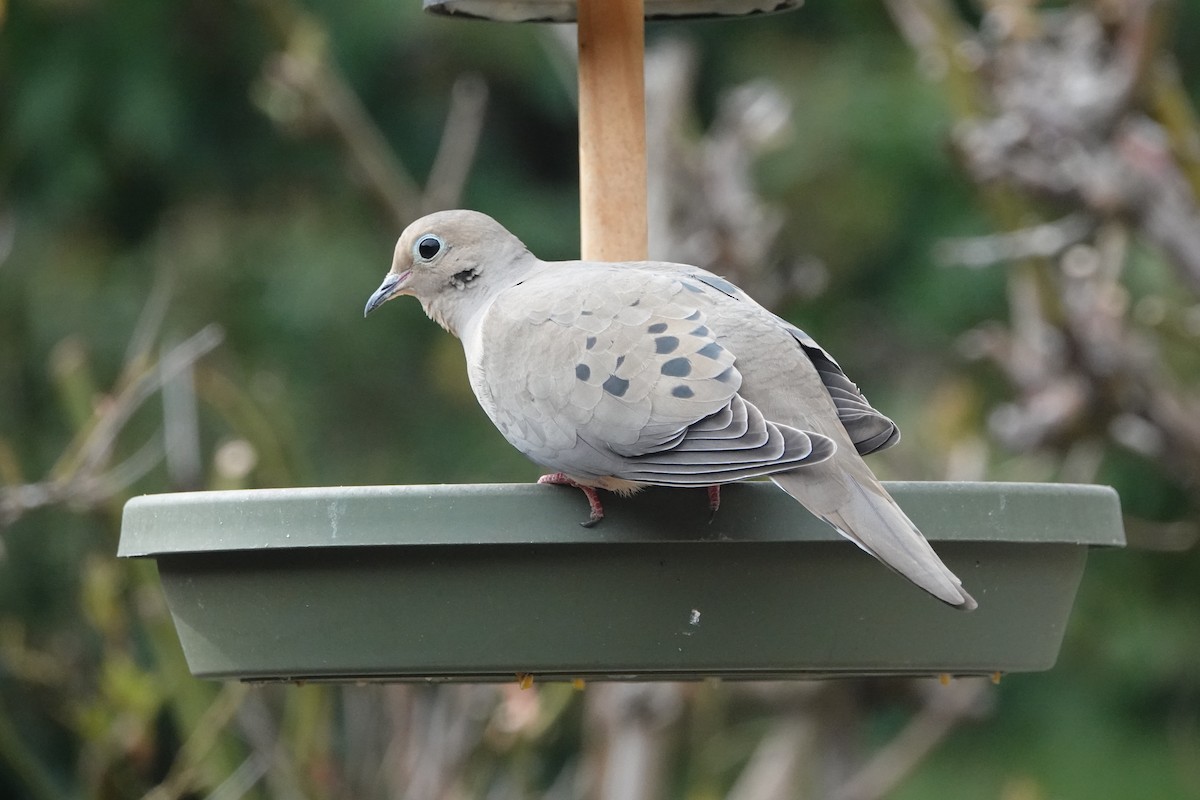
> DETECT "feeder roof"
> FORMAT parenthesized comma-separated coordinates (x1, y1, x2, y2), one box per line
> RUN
(424, 0, 802, 23)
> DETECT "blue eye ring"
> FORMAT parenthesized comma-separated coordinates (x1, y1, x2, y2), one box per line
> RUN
(414, 234, 443, 261)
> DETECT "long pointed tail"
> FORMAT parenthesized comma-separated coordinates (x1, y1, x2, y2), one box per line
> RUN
(771, 470, 977, 610)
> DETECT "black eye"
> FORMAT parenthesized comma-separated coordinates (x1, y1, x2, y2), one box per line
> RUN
(416, 234, 442, 260)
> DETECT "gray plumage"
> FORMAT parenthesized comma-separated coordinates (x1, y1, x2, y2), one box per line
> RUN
(365, 209, 976, 610)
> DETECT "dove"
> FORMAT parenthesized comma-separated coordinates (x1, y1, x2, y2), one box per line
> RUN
(364, 209, 976, 610)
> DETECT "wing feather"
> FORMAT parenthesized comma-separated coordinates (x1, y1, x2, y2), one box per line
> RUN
(473, 266, 833, 484)
(658, 269, 901, 455)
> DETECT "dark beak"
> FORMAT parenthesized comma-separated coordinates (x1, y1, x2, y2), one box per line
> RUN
(364, 272, 403, 318)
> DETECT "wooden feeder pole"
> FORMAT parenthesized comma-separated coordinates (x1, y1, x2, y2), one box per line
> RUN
(577, 0, 648, 262)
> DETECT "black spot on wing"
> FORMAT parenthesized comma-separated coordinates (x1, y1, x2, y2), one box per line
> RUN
(647, 322, 668, 334)
(586, 336, 597, 350)
(576, 364, 590, 381)
(603, 375, 630, 397)
(686, 310, 702, 321)
(698, 342, 723, 359)
(715, 366, 736, 383)
(661, 357, 691, 377)
(671, 385, 695, 398)
(655, 336, 679, 354)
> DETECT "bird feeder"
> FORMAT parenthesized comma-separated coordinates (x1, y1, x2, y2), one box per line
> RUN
(120, 482, 1121, 681)
(118, 0, 1125, 683)
(423, 0, 802, 23)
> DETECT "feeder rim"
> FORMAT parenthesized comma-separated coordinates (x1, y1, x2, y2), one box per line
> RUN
(118, 480, 1124, 557)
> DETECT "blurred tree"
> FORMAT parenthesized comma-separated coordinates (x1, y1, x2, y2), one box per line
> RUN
(0, 0, 1197, 798)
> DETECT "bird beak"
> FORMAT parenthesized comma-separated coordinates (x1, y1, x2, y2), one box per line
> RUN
(364, 271, 408, 317)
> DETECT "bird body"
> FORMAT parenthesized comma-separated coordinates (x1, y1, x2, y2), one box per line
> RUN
(365, 210, 976, 610)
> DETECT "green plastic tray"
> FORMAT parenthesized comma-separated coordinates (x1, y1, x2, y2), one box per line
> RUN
(118, 481, 1124, 682)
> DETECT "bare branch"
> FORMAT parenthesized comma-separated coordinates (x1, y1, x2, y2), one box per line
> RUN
(141, 683, 251, 800)
(935, 212, 1097, 268)
(383, 685, 500, 800)
(0, 325, 223, 528)
(644, 38, 810, 306)
(233, 689, 310, 800)
(79, 432, 165, 504)
(424, 73, 490, 213)
(74, 324, 224, 478)
(253, 0, 490, 228)
(892, 0, 1200, 511)
(831, 679, 990, 800)
(204, 755, 273, 800)
(0, 207, 14, 270)
(725, 719, 815, 800)
(162, 341, 203, 490)
(584, 684, 683, 800)
(264, 47, 422, 225)
(251, 0, 423, 224)
(123, 267, 173, 374)
(945, 1, 1200, 290)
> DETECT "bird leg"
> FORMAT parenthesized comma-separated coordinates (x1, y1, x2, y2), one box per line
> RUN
(537, 473, 606, 527)
(707, 485, 721, 521)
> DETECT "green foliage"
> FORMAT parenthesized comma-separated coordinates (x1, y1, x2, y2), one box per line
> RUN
(1, 1, 1198, 798)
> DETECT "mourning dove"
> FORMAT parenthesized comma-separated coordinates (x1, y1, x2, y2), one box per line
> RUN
(365, 210, 976, 610)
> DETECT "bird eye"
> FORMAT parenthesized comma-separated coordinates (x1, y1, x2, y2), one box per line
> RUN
(415, 234, 443, 261)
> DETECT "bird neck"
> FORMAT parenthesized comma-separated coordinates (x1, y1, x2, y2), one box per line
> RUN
(423, 292, 485, 339)
(426, 249, 544, 338)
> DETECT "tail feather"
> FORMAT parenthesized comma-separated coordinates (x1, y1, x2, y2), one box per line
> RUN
(771, 469, 977, 610)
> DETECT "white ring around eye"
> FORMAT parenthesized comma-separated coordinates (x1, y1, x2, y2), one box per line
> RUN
(413, 234, 444, 262)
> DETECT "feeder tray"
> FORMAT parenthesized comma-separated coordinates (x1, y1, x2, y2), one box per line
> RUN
(423, 0, 802, 22)
(118, 481, 1123, 682)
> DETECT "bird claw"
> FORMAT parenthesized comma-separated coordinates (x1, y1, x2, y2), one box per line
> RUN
(707, 485, 721, 523)
(538, 473, 606, 527)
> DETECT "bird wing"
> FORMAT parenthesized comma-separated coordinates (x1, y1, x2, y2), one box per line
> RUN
(643, 267, 900, 455)
(658, 271, 975, 609)
(471, 264, 834, 485)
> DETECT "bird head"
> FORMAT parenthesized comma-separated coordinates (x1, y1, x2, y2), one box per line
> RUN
(364, 209, 531, 336)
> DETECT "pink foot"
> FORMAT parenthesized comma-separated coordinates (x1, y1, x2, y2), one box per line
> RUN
(538, 472, 605, 527)
(707, 485, 721, 522)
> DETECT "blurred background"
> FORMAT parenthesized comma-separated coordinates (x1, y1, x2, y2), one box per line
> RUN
(2, 0, 1199, 797)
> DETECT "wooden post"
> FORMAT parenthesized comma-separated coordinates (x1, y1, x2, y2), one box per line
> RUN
(577, 0, 647, 261)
